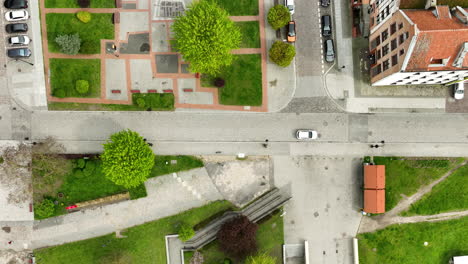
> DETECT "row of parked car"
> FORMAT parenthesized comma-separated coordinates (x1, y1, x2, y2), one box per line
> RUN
(322, 15, 334, 63)
(3, 0, 31, 58)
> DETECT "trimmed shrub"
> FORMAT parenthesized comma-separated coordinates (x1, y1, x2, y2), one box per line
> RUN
(55, 34, 81, 55)
(76, 158, 86, 169)
(267, 5, 290, 30)
(34, 199, 55, 219)
(178, 222, 195, 242)
(75, 80, 89, 95)
(214, 78, 225, 88)
(73, 169, 84, 178)
(217, 215, 258, 259)
(136, 98, 146, 108)
(269, 41, 296, 67)
(53, 89, 66, 98)
(245, 253, 276, 264)
(76, 11, 92, 23)
(77, 0, 90, 8)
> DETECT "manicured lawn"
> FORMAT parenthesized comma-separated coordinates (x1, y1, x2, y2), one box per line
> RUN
(399, 0, 426, 8)
(46, 13, 114, 54)
(358, 216, 468, 264)
(151, 155, 204, 178)
(209, 0, 259, 15)
(34, 201, 234, 264)
(236, 21, 260, 48)
(45, 0, 116, 8)
(50, 59, 101, 98)
(402, 164, 468, 216)
(435, 0, 468, 7)
(202, 54, 262, 106)
(373, 157, 463, 211)
(48, 94, 175, 111)
(184, 210, 284, 263)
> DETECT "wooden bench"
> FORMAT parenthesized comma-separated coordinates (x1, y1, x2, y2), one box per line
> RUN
(130, 89, 140, 93)
(111, 89, 121, 94)
(148, 89, 158, 93)
(163, 89, 173, 93)
(183, 88, 193, 92)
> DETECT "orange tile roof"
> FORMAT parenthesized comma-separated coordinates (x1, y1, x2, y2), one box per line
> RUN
(364, 189, 385, 214)
(403, 9, 468, 71)
(436, 6, 451, 19)
(364, 165, 385, 189)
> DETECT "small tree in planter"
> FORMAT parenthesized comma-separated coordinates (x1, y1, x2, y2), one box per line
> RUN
(55, 34, 81, 55)
(178, 222, 195, 242)
(269, 41, 296, 67)
(217, 215, 258, 259)
(77, 0, 90, 8)
(267, 5, 290, 30)
(214, 78, 225, 88)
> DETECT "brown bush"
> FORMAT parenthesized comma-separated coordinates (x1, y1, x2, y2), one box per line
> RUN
(77, 0, 90, 8)
(217, 215, 258, 259)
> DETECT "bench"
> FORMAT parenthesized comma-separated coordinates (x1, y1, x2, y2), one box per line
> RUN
(163, 89, 173, 93)
(148, 89, 158, 93)
(183, 88, 193, 92)
(130, 90, 140, 93)
(111, 89, 121, 94)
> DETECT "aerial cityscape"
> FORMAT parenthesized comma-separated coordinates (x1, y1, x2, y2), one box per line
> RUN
(0, 0, 467, 263)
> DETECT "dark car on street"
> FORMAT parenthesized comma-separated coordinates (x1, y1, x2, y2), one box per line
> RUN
(321, 15, 332, 37)
(5, 23, 28, 33)
(7, 47, 31, 58)
(321, 0, 330, 7)
(4, 0, 28, 9)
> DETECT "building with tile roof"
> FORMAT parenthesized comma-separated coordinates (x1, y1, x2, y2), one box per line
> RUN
(370, 5, 468, 86)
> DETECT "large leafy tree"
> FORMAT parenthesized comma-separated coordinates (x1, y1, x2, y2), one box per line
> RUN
(101, 130, 154, 188)
(217, 215, 258, 259)
(267, 5, 290, 30)
(172, 0, 241, 75)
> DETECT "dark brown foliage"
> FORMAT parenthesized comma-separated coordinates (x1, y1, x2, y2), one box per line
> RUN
(77, 0, 90, 8)
(217, 215, 258, 259)
(214, 78, 225, 88)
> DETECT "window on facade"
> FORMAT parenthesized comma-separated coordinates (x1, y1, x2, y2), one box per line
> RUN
(431, 59, 443, 64)
(382, 29, 389, 41)
(413, 73, 420, 75)
(404, 31, 409, 39)
(404, 76, 411, 79)
(383, 60, 390, 71)
(428, 79, 434, 82)
(391, 82, 397, 85)
(376, 49, 382, 60)
(391, 39, 397, 51)
(391, 55, 398, 66)
(382, 44, 389, 56)
(371, 65, 382, 77)
(399, 49, 405, 56)
(421, 76, 426, 79)
(398, 23, 403, 30)
(431, 71, 439, 74)
(390, 23, 397, 35)
(436, 81, 442, 83)
(371, 36, 381, 50)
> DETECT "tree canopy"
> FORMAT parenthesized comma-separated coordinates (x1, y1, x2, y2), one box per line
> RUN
(267, 5, 290, 30)
(269, 41, 296, 67)
(217, 215, 258, 259)
(101, 130, 154, 188)
(172, 0, 241, 75)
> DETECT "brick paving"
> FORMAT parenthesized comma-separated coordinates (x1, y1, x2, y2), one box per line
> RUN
(40, 0, 268, 111)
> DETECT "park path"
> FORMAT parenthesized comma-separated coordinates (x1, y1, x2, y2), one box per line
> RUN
(358, 160, 468, 233)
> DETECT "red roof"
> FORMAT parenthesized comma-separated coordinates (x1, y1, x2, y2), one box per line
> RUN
(364, 189, 385, 214)
(364, 165, 385, 189)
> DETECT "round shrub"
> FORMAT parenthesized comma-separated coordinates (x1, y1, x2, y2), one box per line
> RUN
(217, 215, 258, 259)
(53, 89, 66, 98)
(214, 78, 225, 88)
(76, 11, 92, 23)
(75, 80, 89, 95)
(269, 41, 296, 67)
(178, 222, 195, 242)
(76, 158, 86, 169)
(73, 169, 84, 178)
(267, 5, 290, 30)
(136, 98, 146, 108)
(83, 160, 96, 176)
(35, 199, 55, 219)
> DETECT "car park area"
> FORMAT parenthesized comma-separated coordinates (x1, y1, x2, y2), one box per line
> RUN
(446, 82, 468, 113)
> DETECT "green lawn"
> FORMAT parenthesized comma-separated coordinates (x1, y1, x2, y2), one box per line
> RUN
(358, 216, 468, 264)
(402, 164, 468, 216)
(46, 13, 114, 54)
(435, 0, 468, 7)
(373, 157, 463, 211)
(399, 0, 426, 8)
(184, 210, 284, 263)
(34, 201, 234, 264)
(208, 0, 259, 15)
(236, 21, 260, 48)
(203, 54, 262, 106)
(45, 0, 116, 8)
(50, 59, 101, 98)
(151, 155, 204, 178)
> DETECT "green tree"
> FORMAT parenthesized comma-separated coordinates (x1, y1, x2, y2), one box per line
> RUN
(55, 33, 81, 55)
(101, 130, 154, 188)
(76, 11, 91, 23)
(178, 222, 195, 242)
(269, 41, 296, 67)
(75, 80, 89, 94)
(172, 1, 241, 75)
(267, 5, 290, 30)
(245, 253, 276, 264)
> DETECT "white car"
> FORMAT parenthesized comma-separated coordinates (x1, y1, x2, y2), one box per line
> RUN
(5, 10, 28, 22)
(296, 129, 318, 140)
(454, 82, 465, 100)
(8, 35, 30, 45)
(285, 0, 294, 15)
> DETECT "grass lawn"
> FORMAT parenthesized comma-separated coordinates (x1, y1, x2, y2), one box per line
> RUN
(202, 54, 262, 106)
(50, 59, 100, 98)
(373, 157, 463, 211)
(34, 201, 234, 264)
(402, 164, 468, 216)
(46, 13, 114, 54)
(184, 210, 284, 263)
(209, 0, 259, 16)
(399, 0, 426, 8)
(358, 216, 468, 264)
(45, 0, 116, 8)
(236, 21, 260, 48)
(436, 0, 468, 7)
(151, 155, 204, 178)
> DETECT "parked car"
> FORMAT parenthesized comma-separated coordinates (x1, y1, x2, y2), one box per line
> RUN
(7, 47, 31, 58)
(287, 21, 296, 43)
(8, 35, 30, 45)
(454, 81, 465, 100)
(285, 0, 294, 15)
(5, 23, 28, 33)
(5, 10, 28, 21)
(4, 0, 28, 9)
(296, 129, 318, 140)
(321, 15, 332, 37)
(325, 39, 335, 62)
(321, 0, 330, 7)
